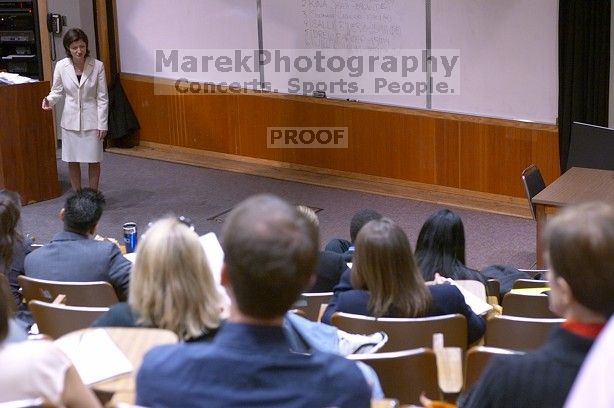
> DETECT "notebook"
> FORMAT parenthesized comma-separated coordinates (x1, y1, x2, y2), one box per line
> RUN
(55, 329, 133, 385)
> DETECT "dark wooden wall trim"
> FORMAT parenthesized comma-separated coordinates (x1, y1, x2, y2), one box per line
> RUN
(120, 73, 559, 198)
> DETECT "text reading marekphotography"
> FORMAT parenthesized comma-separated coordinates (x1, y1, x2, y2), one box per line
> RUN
(153, 49, 460, 97)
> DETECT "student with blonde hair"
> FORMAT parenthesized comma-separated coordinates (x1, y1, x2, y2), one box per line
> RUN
(93, 216, 224, 341)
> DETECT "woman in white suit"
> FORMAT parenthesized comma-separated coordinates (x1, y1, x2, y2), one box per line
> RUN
(42, 28, 108, 191)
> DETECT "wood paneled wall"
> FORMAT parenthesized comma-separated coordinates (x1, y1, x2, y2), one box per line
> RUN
(121, 74, 559, 198)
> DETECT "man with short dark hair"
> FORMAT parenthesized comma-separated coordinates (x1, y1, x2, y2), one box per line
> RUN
(325, 208, 382, 261)
(136, 194, 372, 407)
(24, 188, 131, 300)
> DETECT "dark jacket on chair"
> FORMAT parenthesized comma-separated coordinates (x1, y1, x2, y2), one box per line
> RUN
(107, 76, 140, 142)
(480, 264, 532, 295)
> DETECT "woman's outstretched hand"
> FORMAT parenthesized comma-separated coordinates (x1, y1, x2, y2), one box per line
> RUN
(41, 97, 52, 110)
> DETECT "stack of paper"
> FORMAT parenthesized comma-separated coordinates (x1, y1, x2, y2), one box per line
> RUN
(451, 281, 493, 315)
(199, 232, 231, 316)
(199, 232, 224, 284)
(55, 329, 133, 385)
(0, 72, 37, 84)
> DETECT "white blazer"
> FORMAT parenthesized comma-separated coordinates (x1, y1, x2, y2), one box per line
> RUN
(46, 57, 108, 131)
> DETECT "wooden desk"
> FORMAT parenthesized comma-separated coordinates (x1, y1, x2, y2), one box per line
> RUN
(57, 327, 178, 406)
(532, 167, 614, 267)
(0, 82, 60, 203)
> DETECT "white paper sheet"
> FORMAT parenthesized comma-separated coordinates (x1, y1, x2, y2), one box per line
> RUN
(55, 329, 133, 385)
(451, 281, 493, 315)
(199, 232, 231, 317)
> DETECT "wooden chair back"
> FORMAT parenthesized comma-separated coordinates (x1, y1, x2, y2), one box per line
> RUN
(485, 279, 500, 299)
(464, 346, 523, 391)
(348, 348, 439, 405)
(331, 312, 467, 352)
(501, 292, 557, 318)
(521, 164, 546, 220)
(517, 269, 548, 279)
(485, 315, 563, 351)
(297, 292, 333, 322)
(28, 300, 109, 339)
(18, 275, 119, 307)
(512, 279, 549, 289)
(485, 279, 502, 305)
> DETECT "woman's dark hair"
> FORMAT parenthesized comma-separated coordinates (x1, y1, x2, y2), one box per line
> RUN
(0, 194, 20, 273)
(350, 209, 382, 243)
(63, 188, 106, 234)
(352, 218, 431, 318)
(63, 28, 90, 59)
(415, 209, 485, 282)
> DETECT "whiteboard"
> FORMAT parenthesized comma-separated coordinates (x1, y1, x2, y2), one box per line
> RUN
(260, 0, 428, 108)
(116, 0, 260, 87)
(114, 0, 558, 123)
(431, 0, 558, 123)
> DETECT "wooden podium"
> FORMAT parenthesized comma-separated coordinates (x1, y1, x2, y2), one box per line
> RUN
(0, 81, 59, 204)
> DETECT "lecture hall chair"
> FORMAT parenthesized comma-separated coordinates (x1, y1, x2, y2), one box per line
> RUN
(331, 312, 467, 352)
(521, 164, 546, 221)
(18, 275, 119, 307)
(512, 279, 549, 290)
(484, 315, 564, 351)
(28, 300, 109, 340)
(348, 348, 440, 406)
(501, 292, 557, 319)
(296, 292, 333, 322)
(464, 346, 524, 391)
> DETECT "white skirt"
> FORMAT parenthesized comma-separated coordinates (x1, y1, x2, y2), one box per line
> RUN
(61, 128, 103, 163)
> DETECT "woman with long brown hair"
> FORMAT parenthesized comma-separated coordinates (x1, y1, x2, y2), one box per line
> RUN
(322, 218, 485, 344)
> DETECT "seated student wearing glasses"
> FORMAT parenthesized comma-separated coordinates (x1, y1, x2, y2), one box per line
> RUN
(135, 195, 374, 407)
(456, 202, 614, 408)
(24, 188, 131, 300)
(322, 217, 486, 345)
